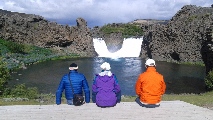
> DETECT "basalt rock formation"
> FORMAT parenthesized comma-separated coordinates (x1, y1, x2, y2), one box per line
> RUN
(201, 26, 213, 74)
(141, 5, 213, 74)
(91, 25, 124, 53)
(102, 33, 123, 53)
(0, 9, 96, 57)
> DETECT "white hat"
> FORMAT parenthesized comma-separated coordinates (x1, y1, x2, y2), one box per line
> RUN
(100, 62, 111, 70)
(145, 59, 156, 66)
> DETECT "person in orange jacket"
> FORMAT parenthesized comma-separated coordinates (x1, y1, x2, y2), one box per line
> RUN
(135, 59, 166, 108)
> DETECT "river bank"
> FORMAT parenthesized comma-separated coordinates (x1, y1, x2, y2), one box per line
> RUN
(1, 39, 212, 110)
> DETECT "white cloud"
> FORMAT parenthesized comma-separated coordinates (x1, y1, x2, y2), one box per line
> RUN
(0, 0, 212, 27)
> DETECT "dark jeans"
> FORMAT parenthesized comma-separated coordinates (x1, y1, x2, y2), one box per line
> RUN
(92, 91, 121, 103)
(135, 97, 160, 108)
(67, 99, 73, 105)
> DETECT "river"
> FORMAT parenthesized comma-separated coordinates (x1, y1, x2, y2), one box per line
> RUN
(10, 57, 206, 96)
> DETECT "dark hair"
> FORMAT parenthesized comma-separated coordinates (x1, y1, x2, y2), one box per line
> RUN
(70, 63, 77, 67)
(149, 63, 155, 66)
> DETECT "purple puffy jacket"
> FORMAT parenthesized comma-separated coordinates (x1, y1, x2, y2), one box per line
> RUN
(92, 72, 121, 107)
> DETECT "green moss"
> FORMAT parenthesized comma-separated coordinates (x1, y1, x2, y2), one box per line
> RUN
(187, 15, 198, 22)
(205, 70, 213, 90)
(179, 61, 205, 66)
(0, 38, 80, 70)
(3, 84, 39, 99)
(0, 39, 26, 54)
(205, 13, 211, 17)
(0, 58, 10, 95)
(100, 23, 143, 38)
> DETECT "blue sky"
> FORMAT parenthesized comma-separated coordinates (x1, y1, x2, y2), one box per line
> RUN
(0, 0, 212, 27)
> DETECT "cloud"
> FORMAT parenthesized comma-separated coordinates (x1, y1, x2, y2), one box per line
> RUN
(0, 0, 212, 27)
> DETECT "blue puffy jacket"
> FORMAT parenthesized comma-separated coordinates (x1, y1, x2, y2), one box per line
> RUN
(56, 70, 90, 104)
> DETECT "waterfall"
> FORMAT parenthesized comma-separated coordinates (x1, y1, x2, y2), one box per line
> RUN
(93, 37, 143, 58)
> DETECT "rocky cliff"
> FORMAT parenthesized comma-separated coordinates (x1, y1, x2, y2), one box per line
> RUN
(201, 24, 213, 74)
(91, 26, 123, 53)
(1, 5, 213, 74)
(141, 5, 213, 74)
(0, 9, 96, 57)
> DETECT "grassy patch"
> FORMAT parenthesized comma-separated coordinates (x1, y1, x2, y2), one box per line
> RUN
(1, 91, 213, 109)
(121, 95, 137, 102)
(0, 38, 80, 69)
(100, 23, 143, 38)
(162, 91, 213, 107)
(179, 61, 205, 66)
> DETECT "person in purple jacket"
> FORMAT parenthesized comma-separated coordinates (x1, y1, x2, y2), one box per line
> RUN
(92, 62, 121, 107)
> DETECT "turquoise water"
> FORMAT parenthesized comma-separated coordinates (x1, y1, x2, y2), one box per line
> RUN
(10, 57, 206, 95)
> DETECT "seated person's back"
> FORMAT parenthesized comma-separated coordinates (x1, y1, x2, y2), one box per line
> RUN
(92, 62, 121, 107)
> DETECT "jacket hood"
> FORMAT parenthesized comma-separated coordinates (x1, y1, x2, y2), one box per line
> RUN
(98, 70, 112, 76)
(97, 71, 113, 82)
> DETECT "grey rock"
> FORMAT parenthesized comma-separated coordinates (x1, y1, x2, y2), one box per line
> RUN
(0, 9, 96, 57)
(141, 5, 213, 74)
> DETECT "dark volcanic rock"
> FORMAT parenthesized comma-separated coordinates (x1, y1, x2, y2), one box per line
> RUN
(201, 26, 213, 74)
(102, 33, 123, 53)
(91, 26, 123, 53)
(142, 5, 213, 62)
(0, 9, 96, 57)
(141, 5, 213, 74)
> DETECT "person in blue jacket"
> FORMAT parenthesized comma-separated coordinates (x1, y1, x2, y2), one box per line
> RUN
(56, 63, 90, 105)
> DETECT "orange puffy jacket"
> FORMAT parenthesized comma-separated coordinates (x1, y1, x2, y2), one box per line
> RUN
(135, 67, 166, 104)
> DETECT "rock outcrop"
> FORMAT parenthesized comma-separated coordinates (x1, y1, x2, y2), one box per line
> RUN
(0, 9, 96, 57)
(102, 33, 123, 53)
(201, 26, 213, 74)
(91, 26, 123, 53)
(141, 5, 213, 74)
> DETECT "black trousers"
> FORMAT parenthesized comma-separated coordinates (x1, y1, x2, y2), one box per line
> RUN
(135, 97, 160, 108)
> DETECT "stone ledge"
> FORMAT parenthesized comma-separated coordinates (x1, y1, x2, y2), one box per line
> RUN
(0, 101, 213, 120)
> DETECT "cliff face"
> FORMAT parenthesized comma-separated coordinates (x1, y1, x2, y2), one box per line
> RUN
(141, 5, 213, 73)
(91, 24, 127, 53)
(201, 25, 213, 74)
(0, 9, 96, 57)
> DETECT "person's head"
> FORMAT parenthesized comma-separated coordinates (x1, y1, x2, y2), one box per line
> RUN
(100, 62, 111, 71)
(145, 59, 156, 68)
(69, 63, 78, 71)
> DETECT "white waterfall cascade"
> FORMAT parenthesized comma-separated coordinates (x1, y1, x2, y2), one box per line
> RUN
(93, 37, 143, 58)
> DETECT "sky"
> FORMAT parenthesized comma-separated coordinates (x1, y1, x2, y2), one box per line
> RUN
(0, 0, 212, 27)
